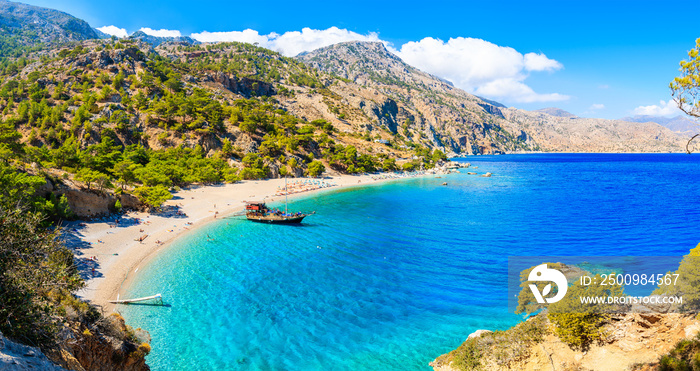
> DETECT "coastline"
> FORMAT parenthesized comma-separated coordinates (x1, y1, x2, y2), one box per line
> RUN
(65, 172, 437, 312)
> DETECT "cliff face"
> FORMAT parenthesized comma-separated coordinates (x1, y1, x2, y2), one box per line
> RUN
(32, 169, 142, 218)
(0, 313, 150, 371)
(46, 313, 150, 371)
(298, 41, 687, 154)
(60, 188, 141, 218)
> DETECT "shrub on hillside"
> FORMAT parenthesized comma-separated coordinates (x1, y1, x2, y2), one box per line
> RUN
(547, 274, 624, 350)
(439, 315, 549, 370)
(0, 204, 83, 346)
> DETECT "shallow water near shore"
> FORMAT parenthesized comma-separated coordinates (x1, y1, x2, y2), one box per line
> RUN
(121, 153, 700, 370)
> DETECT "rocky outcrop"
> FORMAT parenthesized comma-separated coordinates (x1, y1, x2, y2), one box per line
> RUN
(431, 313, 700, 371)
(467, 329, 492, 340)
(60, 187, 142, 218)
(477, 103, 504, 119)
(118, 193, 141, 210)
(371, 98, 400, 133)
(48, 314, 150, 371)
(234, 133, 258, 154)
(72, 47, 145, 74)
(128, 30, 198, 47)
(61, 189, 116, 218)
(0, 331, 67, 370)
(205, 71, 276, 97)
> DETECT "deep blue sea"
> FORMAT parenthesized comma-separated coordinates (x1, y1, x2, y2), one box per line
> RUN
(122, 153, 700, 370)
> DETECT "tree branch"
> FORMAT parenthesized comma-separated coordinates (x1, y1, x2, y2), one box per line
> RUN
(686, 134, 699, 154)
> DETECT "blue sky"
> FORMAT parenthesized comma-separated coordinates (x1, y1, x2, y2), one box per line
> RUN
(22, 0, 700, 119)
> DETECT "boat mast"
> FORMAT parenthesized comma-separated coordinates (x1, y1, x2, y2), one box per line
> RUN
(285, 175, 288, 215)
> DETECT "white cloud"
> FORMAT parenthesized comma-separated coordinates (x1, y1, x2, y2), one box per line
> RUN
(598, 84, 609, 89)
(188, 28, 567, 104)
(191, 27, 381, 57)
(139, 27, 182, 38)
(393, 37, 567, 103)
(191, 29, 271, 45)
(268, 27, 381, 56)
(589, 103, 605, 110)
(476, 78, 568, 103)
(97, 25, 128, 38)
(523, 52, 563, 71)
(632, 99, 681, 117)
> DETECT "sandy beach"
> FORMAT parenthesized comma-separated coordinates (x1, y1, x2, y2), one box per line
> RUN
(64, 173, 424, 312)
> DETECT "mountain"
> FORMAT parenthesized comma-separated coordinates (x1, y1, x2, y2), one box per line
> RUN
(503, 109, 683, 153)
(3, 36, 446, 182)
(0, 0, 99, 45)
(621, 115, 698, 134)
(534, 107, 577, 118)
(0, 1, 687, 176)
(298, 41, 538, 155)
(298, 41, 456, 89)
(298, 41, 686, 154)
(128, 30, 199, 47)
(0, 0, 684, 155)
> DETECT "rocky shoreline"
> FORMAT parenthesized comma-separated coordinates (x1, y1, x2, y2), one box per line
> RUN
(431, 312, 700, 371)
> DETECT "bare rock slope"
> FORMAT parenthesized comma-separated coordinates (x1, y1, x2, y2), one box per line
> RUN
(298, 41, 687, 154)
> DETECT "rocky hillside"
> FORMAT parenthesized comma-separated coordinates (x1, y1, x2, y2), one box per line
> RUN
(622, 114, 699, 134)
(504, 109, 685, 152)
(298, 41, 536, 155)
(2, 34, 461, 222)
(431, 312, 700, 371)
(129, 30, 199, 47)
(533, 107, 577, 118)
(0, 0, 99, 46)
(3, 38, 416, 168)
(298, 41, 687, 154)
(0, 0, 687, 157)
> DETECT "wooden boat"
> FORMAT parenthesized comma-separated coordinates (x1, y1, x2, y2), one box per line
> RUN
(246, 177, 315, 224)
(245, 202, 314, 224)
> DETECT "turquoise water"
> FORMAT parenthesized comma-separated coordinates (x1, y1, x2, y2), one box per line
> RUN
(122, 153, 700, 370)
